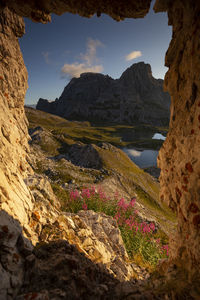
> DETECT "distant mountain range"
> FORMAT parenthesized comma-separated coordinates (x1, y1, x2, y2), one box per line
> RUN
(36, 62, 170, 126)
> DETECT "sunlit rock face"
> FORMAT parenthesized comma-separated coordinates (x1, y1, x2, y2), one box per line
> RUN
(155, 0, 200, 280)
(0, 7, 36, 236)
(0, 174, 142, 298)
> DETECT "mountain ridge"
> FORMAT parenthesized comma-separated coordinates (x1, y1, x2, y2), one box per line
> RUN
(37, 62, 170, 126)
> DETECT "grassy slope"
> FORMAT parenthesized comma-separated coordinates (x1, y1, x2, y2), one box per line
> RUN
(26, 107, 167, 150)
(26, 107, 176, 234)
(94, 144, 176, 230)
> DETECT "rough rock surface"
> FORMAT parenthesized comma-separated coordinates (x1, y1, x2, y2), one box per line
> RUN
(24, 173, 136, 280)
(0, 211, 33, 300)
(0, 223, 156, 300)
(37, 62, 170, 126)
(67, 144, 103, 169)
(3, 0, 151, 22)
(155, 0, 200, 282)
(0, 173, 150, 298)
(0, 7, 35, 238)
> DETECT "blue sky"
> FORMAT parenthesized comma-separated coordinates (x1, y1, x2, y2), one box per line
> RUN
(19, 1, 172, 105)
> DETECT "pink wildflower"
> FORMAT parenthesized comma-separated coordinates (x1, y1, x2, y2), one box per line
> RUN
(118, 198, 129, 210)
(99, 190, 106, 199)
(118, 219, 123, 226)
(162, 245, 169, 256)
(143, 225, 151, 233)
(82, 203, 88, 210)
(96, 186, 107, 199)
(140, 222, 145, 229)
(125, 216, 135, 230)
(114, 212, 121, 221)
(125, 219, 133, 230)
(129, 197, 136, 207)
(70, 189, 79, 200)
(81, 188, 91, 199)
(149, 223, 155, 232)
(90, 186, 96, 195)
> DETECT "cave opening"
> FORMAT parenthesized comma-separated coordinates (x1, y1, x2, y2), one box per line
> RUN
(0, 0, 200, 298)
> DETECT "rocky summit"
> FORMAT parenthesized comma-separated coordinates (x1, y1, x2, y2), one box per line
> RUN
(36, 62, 170, 126)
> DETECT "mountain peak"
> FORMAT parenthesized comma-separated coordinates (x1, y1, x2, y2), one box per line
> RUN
(120, 62, 152, 79)
(129, 61, 151, 69)
(37, 62, 170, 126)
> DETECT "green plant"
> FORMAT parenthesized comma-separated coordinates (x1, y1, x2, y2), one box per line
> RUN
(64, 186, 169, 268)
(51, 183, 70, 210)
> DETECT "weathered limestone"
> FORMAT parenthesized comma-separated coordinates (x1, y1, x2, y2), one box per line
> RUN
(1, 172, 147, 298)
(24, 173, 139, 281)
(155, 0, 200, 280)
(0, 211, 34, 299)
(3, 0, 151, 22)
(0, 7, 35, 234)
(0, 210, 130, 300)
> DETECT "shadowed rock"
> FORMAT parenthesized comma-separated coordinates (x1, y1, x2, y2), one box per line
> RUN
(37, 62, 170, 127)
(68, 144, 103, 169)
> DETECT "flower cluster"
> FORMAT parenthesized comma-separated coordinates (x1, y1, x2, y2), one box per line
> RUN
(115, 197, 156, 235)
(162, 244, 169, 256)
(67, 186, 169, 265)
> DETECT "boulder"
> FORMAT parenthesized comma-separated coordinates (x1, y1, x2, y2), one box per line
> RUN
(68, 144, 103, 169)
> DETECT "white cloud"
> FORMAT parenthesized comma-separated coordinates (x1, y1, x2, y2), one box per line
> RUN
(125, 51, 142, 61)
(61, 38, 104, 79)
(80, 38, 103, 65)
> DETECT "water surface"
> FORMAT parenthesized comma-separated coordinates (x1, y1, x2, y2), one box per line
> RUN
(123, 148, 159, 168)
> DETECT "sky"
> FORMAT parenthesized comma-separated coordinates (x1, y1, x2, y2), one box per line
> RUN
(19, 1, 172, 105)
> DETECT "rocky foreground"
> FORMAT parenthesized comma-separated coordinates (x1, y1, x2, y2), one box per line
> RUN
(0, 107, 177, 299)
(37, 62, 170, 127)
(26, 107, 176, 236)
(0, 208, 166, 300)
